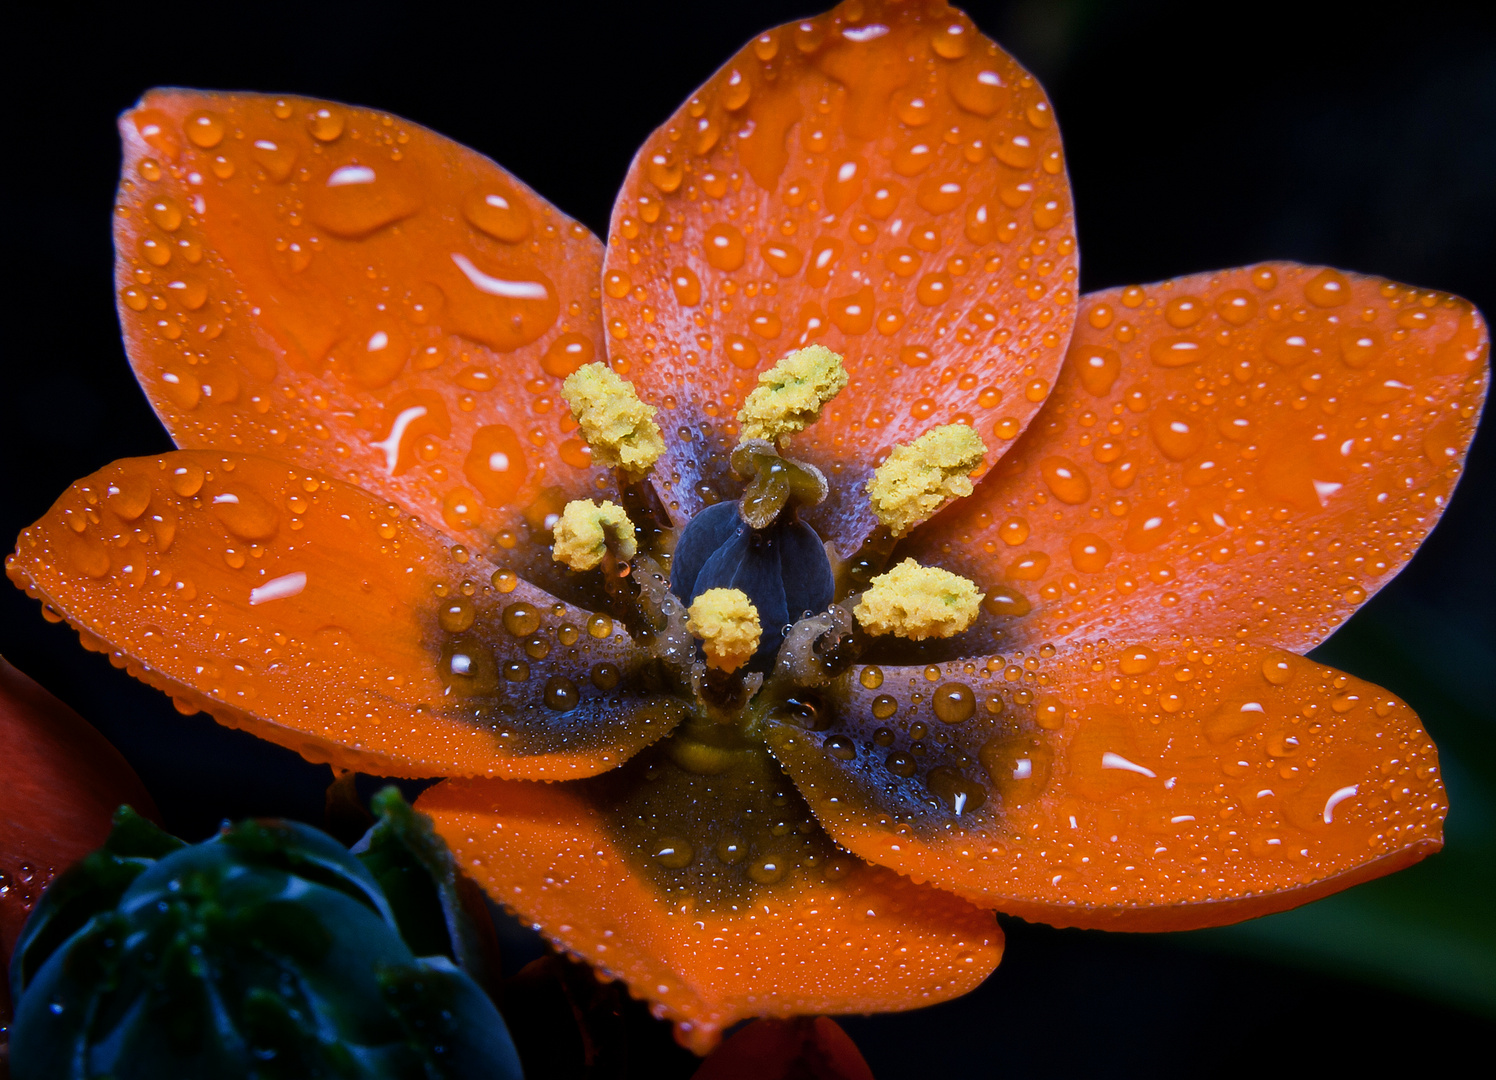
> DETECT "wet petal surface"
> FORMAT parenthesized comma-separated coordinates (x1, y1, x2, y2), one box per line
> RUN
(604, 0, 1077, 552)
(6, 451, 683, 778)
(900, 264, 1488, 655)
(418, 734, 1000, 1053)
(765, 642, 1444, 930)
(114, 90, 606, 585)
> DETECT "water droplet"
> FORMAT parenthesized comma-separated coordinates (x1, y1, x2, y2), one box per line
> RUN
(462, 186, 531, 243)
(1164, 295, 1205, 328)
(590, 662, 621, 690)
(1007, 552, 1049, 581)
(871, 694, 897, 720)
(309, 163, 421, 239)
(185, 110, 226, 149)
(646, 150, 684, 193)
(761, 241, 803, 277)
(1118, 646, 1159, 675)
(1069, 533, 1111, 573)
(502, 602, 541, 637)
(1073, 344, 1120, 396)
(1034, 695, 1066, 730)
(211, 489, 279, 540)
(1304, 268, 1350, 307)
(1262, 656, 1294, 685)
(932, 683, 976, 724)
(750, 310, 782, 339)
(149, 196, 184, 232)
(587, 613, 614, 639)
(703, 223, 746, 271)
(542, 333, 595, 378)
(1150, 407, 1205, 460)
(1338, 327, 1381, 369)
(251, 139, 297, 182)
(166, 461, 205, 497)
(307, 106, 346, 142)
(994, 135, 1037, 170)
(1040, 456, 1090, 504)
(982, 584, 1032, 617)
(860, 665, 884, 689)
(931, 21, 970, 59)
(166, 275, 208, 311)
(464, 426, 527, 507)
(438, 596, 476, 633)
(998, 517, 1030, 545)
(106, 472, 153, 521)
(1149, 335, 1205, 368)
(560, 439, 592, 469)
(440, 638, 498, 696)
(724, 334, 761, 369)
(503, 659, 531, 682)
(721, 67, 752, 111)
(139, 233, 171, 266)
(886, 752, 917, 778)
(748, 853, 786, 884)
(1215, 289, 1257, 325)
(916, 272, 953, 306)
(926, 766, 987, 814)
(544, 675, 579, 711)
(948, 59, 1008, 117)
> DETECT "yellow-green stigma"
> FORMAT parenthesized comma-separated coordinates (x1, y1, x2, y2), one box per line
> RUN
(736, 345, 849, 445)
(552, 499, 637, 571)
(854, 559, 983, 640)
(866, 424, 987, 537)
(686, 589, 762, 673)
(562, 362, 665, 475)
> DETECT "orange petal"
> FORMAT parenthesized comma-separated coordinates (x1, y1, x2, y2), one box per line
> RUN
(765, 642, 1444, 930)
(604, 1, 1077, 551)
(6, 451, 683, 779)
(417, 738, 1001, 1054)
(1, 658, 159, 955)
(900, 264, 1488, 654)
(694, 1017, 874, 1080)
(114, 90, 606, 581)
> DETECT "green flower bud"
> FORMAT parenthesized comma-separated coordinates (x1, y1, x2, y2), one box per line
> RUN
(9, 799, 520, 1079)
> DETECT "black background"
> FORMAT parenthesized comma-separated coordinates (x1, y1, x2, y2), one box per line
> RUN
(4, 0, 1494, 1073)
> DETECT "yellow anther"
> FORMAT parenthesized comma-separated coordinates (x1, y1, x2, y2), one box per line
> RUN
(561, 363, 665, 475)
(551, 499, 637, 571)
(854, 559, 983, 641)
(736, 345, 849, 444)
(686, 588, 762, 673)
(866, 424, 987, 537)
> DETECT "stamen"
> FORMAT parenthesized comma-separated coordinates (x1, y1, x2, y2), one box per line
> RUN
(735, 345, 849, 445)
(866, 424, 987, 537)
(551, 499, 637, 571)
(561, 362, 665, 475)
(687, 588, 762, 673)
(853, 558, 983, 640)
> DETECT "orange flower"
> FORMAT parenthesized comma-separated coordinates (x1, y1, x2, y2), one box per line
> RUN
(7, 0, 1487, 1054)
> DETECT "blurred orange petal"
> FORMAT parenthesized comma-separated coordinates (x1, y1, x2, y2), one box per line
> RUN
(605, 0, 1077, 551)
(0, 658, 158, 956)
(693, 1016, 874, 1080)
(418, 737, 1000, 1053)
(115, 90, 606, 584)
(6, 451, 683, 778)
(767, 641, 1443, 930)
(901, 264, 1488, 654)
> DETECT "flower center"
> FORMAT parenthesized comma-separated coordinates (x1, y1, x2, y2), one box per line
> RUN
(669, 447, 834, 673)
